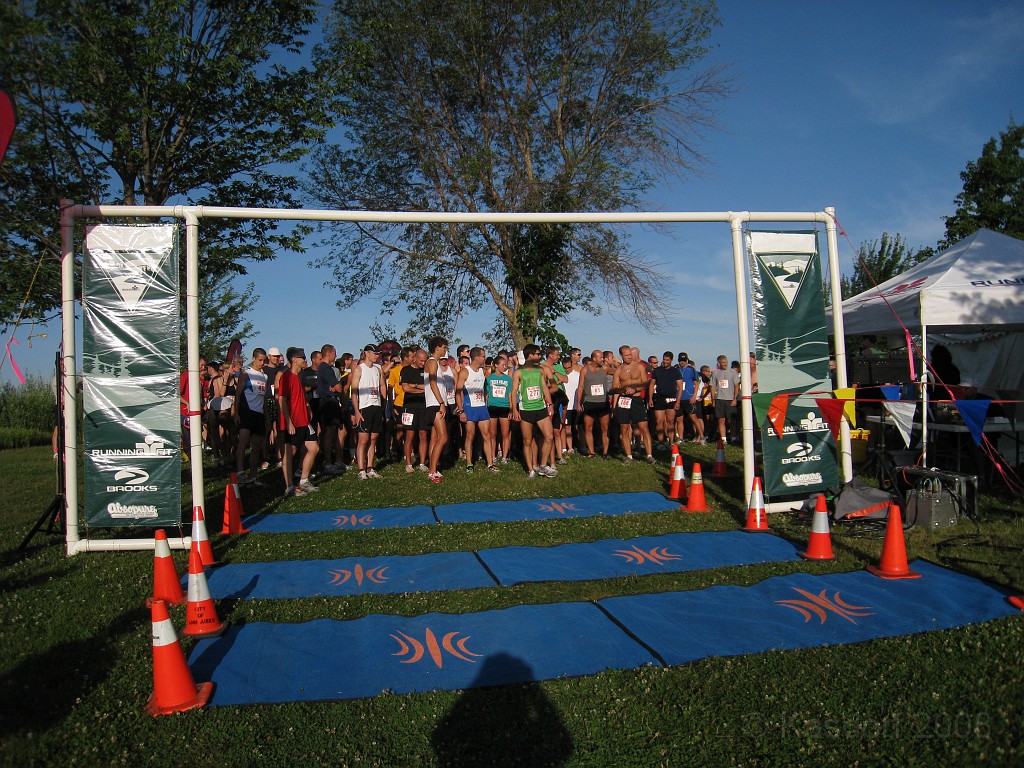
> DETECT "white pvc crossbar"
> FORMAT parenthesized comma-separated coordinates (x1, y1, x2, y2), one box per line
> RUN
(59, 202, 852, 554)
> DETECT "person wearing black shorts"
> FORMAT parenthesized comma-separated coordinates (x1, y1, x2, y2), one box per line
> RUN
(400, 350, 430, 473)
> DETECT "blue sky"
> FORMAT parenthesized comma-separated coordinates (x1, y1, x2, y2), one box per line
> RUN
(3, 1, 1022, 383)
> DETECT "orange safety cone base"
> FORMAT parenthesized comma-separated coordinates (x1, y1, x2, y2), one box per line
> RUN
(183, 619, 229, 639)
(866, 563, 921, 580)
(146, 681, 213, 717)
(1008, 595, 1024, 610)
(798, 547, 835, 561)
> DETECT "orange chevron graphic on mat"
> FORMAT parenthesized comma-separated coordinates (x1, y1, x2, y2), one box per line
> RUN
(776, 588, 874, 624)
(536, 501, 579, 514)
(390, 628, 482, 668)
(612, 545, 682, 566)
(328, 563, 389, 586)
(333, 513, 374, 527)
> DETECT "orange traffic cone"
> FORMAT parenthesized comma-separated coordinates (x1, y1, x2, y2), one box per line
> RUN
(191, 506, 216, 567)
(867, 504, 920, 579)
(668, 454, 687, 501)
(184, 545, 227, 638)
(146, 599, 213, 716)
(149, 530, 185, 607)
(221, 473, 250, 535)
(711, 439, 729, 478)
(799, 494, 835, 560)
(743, 476, 770, 532)
(1010, 596, 1024, 610)
(686, 463, 708, 512)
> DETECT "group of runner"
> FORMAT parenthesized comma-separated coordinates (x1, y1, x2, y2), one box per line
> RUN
(192, 339, 746, 494)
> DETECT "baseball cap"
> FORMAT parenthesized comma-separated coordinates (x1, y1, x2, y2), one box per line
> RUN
(267, 347, 283, 357)
(678, 352, 689, 362)
(363, 344, 379, 353)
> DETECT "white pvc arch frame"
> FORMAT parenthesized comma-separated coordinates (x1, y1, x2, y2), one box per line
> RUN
(59, 201, 852, 555)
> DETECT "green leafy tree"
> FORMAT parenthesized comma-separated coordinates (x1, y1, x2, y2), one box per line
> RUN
(0, 0, 335, 330)
(185, 272, 257, 363)
(840, 232, 931, 300)
(940, 120, 1024, 248)
(309, 0, 730, 348)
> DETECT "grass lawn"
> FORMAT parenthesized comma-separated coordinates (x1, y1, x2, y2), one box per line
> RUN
(1, 443, 1022, 767)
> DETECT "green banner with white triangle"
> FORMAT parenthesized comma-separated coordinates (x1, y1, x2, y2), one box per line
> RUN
(82, 224, 181, 528)
(747, 230, 836, 496)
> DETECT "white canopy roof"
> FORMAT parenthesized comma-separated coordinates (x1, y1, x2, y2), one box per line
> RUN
(837, 228, 1024, 334)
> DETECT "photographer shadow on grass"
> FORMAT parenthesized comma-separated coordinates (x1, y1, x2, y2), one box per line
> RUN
(431, 653, 572, 768)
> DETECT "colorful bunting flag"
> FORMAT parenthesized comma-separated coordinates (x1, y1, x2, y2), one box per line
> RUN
(880, 385, 901, 401)
(954, 399, 991, 446)
(834, 387, 857, 427)
(814, 398, 848, 440)
(767, 393, 790, 438)
(883, 401, 918, 448)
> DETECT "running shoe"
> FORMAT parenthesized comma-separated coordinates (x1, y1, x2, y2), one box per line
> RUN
(358, 470, 368, 481)
(429, 472, 443, 483)
(466, 464, 475, 473)
(486, 464, 501, 474)
(417, 463, 429, 473)
(298, 478, 320, 493)
(557, 457, 569, 466)
(646, 455, 656, 464)
(405, 464, 415, 474)
(623, 455, 634, 465)
(527, 470, 537, 479)
(366, 468, 382, 479)
(283, 484, 295, 497)
(500, 456, 509, 464)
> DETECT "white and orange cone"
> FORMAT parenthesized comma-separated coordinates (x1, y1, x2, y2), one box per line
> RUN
(799, 494, 835, 560)
(221, 473, 250, 535)
(867, 504, 920, 579)
(711, 439, 729, 478)
(742, 476, 770, 532)
(146, 599, 213, 716)
(686, 462, 708, 513)
(191, 505, 216, 567)
(668, 454, 687, 501)
(184, 545, 227, 638)
(149, 530, 185, 607)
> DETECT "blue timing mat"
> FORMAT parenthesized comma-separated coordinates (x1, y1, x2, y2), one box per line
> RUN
(598, 560, 1018, 666)
(189, 602, 659, 705)
(201, 532, 799, 599)
(188, 561, 1015, 705)
(203, 551, 497, 599)
(243, 505, 436, 533)
(479, 531, 801, 586)
(435, 492, 672, 524)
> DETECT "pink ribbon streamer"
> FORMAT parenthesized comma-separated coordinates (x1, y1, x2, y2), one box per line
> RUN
(905, 329, 916, 381)
(5, 337, 26, 384)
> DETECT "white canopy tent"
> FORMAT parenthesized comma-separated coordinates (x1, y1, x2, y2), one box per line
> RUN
(835, 228, 1024, 463)
(838, 228, 1024, 335)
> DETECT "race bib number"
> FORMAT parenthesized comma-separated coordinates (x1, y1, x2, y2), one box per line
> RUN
(718, 379, 730, 390)
(526, 385, 542, 401)
(665, 397, 676, 404)
(590, 383, 605, 397)
(370, 386, 380, 397)
(491, 383, 507, 398)
(471, 391, 485, 406)
(401, 412, 414, 426)
(617, 396, 633, 409)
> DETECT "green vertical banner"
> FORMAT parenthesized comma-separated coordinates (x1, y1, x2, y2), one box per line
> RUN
(82, 224, 181, 527)
(760, 401, 838, 496)
(747, 230, 836, 496)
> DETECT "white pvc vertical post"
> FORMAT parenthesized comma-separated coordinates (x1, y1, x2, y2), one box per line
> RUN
(730, 214, 756, 496)
(184, 209, 205, 523)
(61, 200, 80, 555)
(921, 323, 929, 466)
(824, 207, 853, 483)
